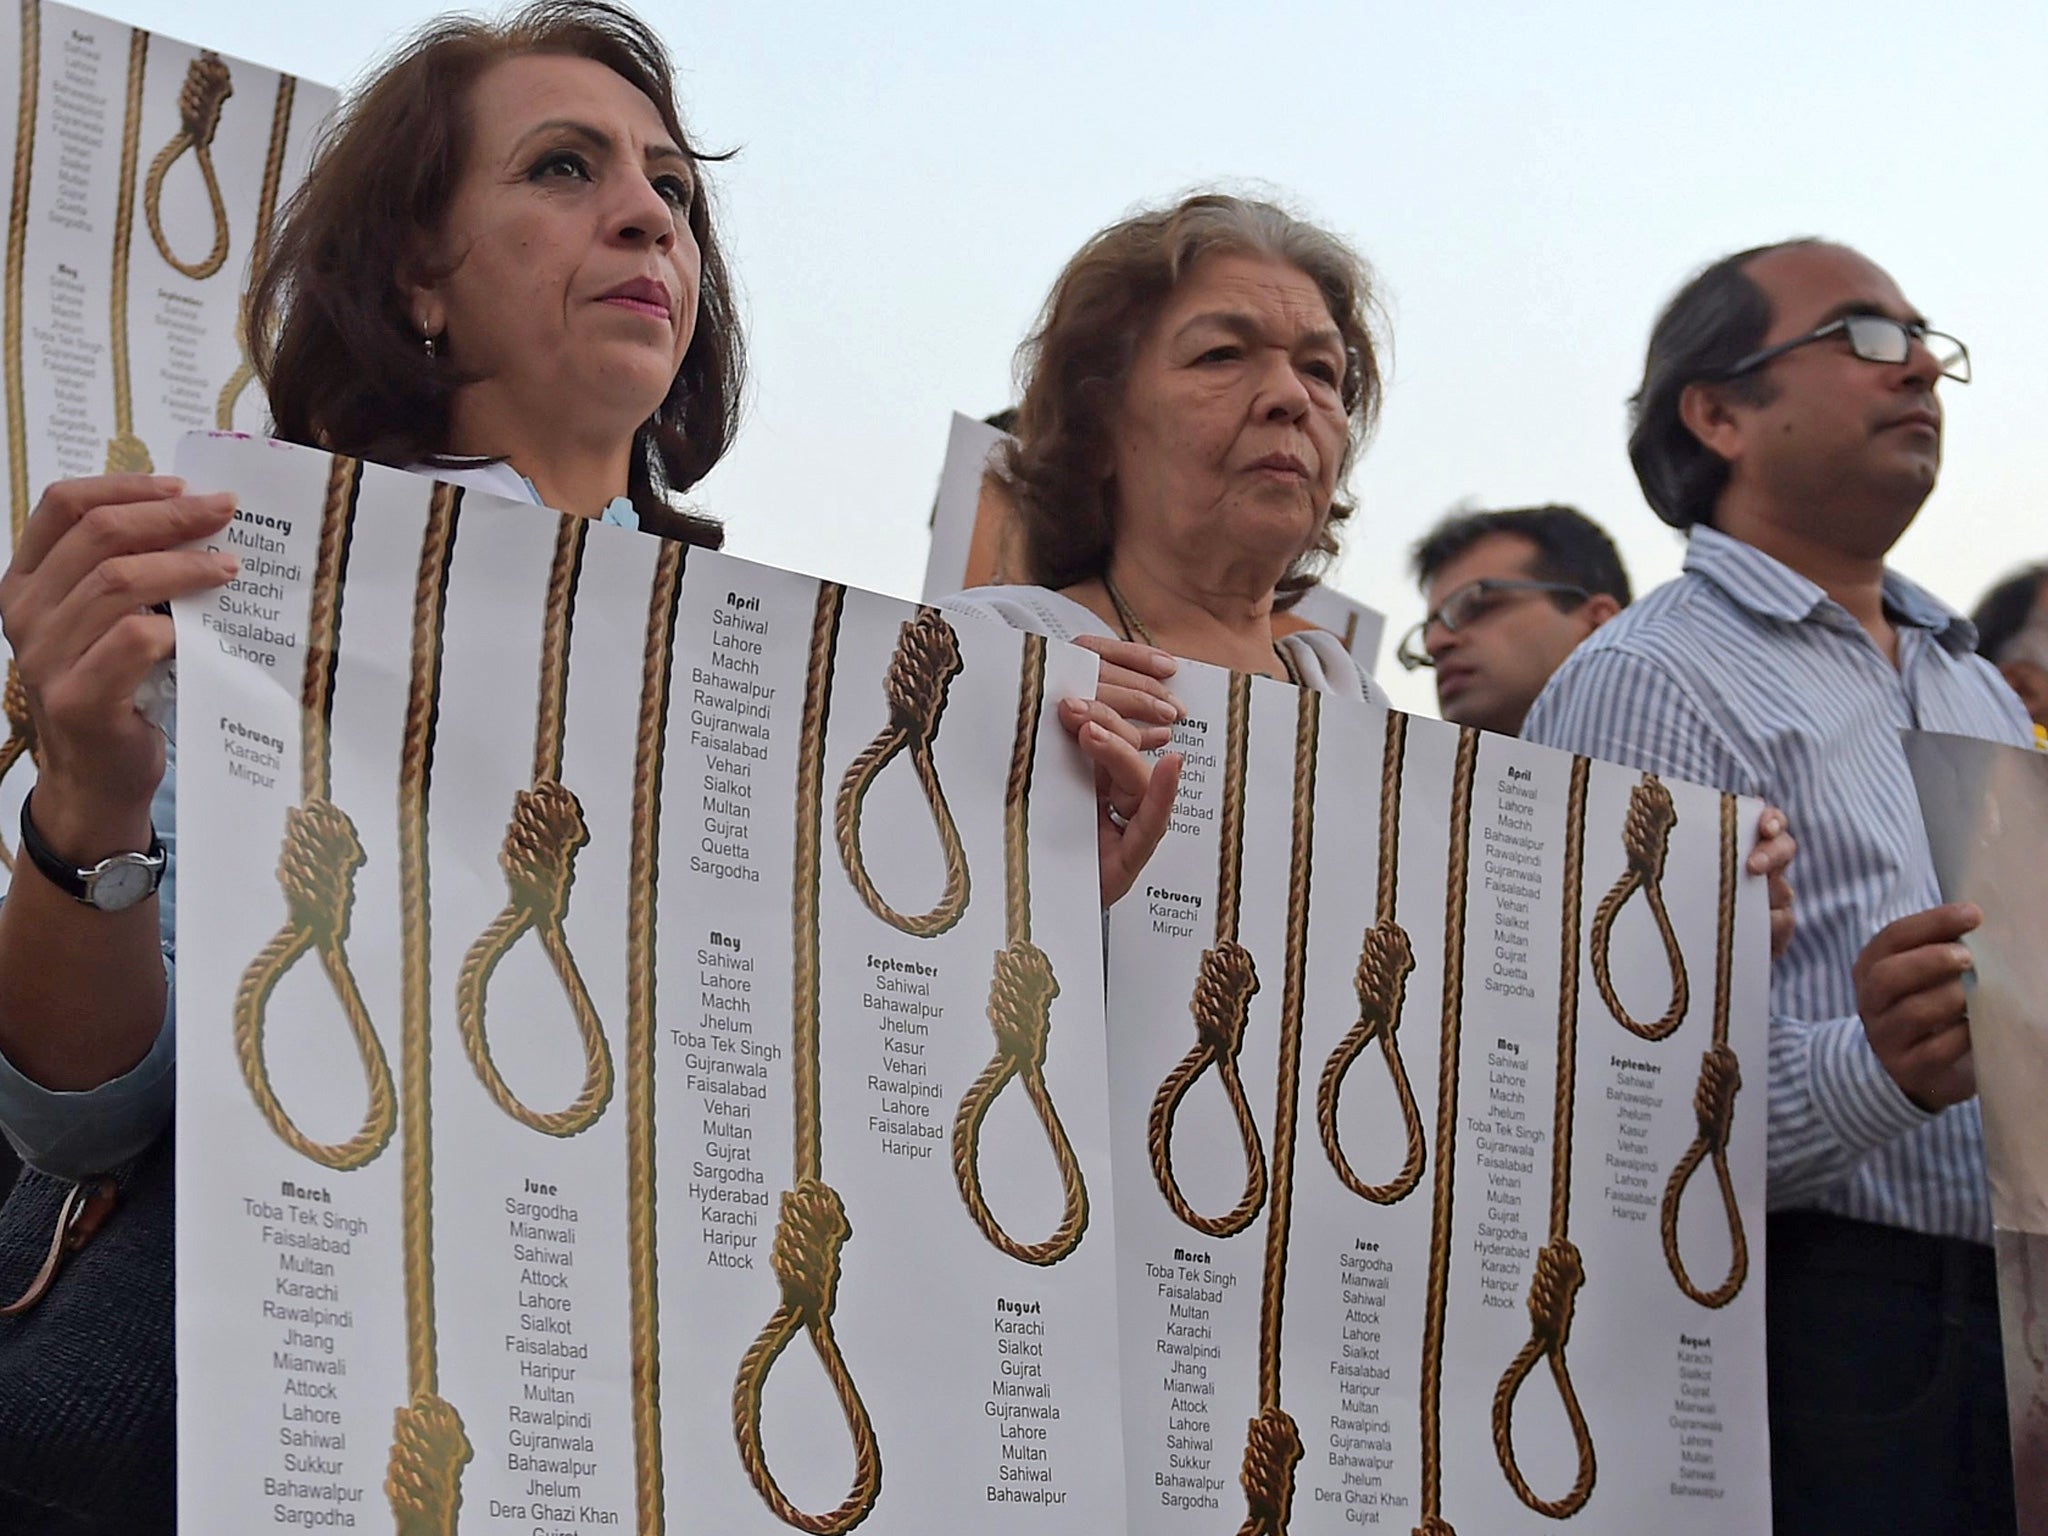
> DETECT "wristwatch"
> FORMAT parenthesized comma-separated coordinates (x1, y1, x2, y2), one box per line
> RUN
(18, 792, 166, 913)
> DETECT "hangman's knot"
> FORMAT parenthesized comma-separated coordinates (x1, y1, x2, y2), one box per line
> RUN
(1354, 918, 1414, 1036)
(276, 798, 365, 938)
(1191, 942, 1258, 1057)
(179, 53, 234, 145)
(1621, 776, 1676, 880)
(881, 609, 962, 741)
(3, 666, 32, 737)
(771, 1180, 850, 1324)
(1237, 1406, 1302, 1532)
(384, 1391, 472, 1533)
(1527, 1237, 1584, 1349)
(987, 939, 1058, 1072)
(500, 781, 588, 918)
(1693, 1044, 1741, 1149)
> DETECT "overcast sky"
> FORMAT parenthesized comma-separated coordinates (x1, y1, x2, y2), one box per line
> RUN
(98, 0, 2048, 715)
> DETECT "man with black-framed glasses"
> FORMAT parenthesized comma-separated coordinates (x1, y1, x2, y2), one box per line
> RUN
(1525, 239, 2028, 1534)
(1401, 502, 1629, 734)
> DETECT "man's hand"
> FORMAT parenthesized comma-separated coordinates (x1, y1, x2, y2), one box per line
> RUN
(1854, 903, 1981, 1111)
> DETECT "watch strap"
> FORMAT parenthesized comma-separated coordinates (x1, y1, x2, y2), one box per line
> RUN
(19, 791, 165, 907)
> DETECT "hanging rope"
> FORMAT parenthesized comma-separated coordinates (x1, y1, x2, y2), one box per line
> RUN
(832, 606, 969, 936)
(383, 480, 471, 1536)
(1491, 755, 1596, 1517)
(951, 632, 1089, 1265)
(104, 28, 150, 474)
(1316, 709, 1426, 1205)
(626, 540, 684, 1535)
(1232, 687, 1318, 1536)
(217, 73, 294, 428)
(456, 515, 613, 1137)
(1414, 727, 1479, 1536)
(232, 456, 395, 1170)
(141, 50, 232, 281)
(733, 582, 881, 1534)
(1659, 793, 1748, 1308)
(1148, 672, 1267, 1237)
(1588, 773, 1688, 1040)
(0, 0, 41, 863)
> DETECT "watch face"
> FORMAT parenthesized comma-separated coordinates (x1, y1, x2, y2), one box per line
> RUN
(87, 856, 158, 913)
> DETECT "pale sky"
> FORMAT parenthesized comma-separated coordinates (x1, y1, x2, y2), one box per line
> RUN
(101, 0, 2048, 716)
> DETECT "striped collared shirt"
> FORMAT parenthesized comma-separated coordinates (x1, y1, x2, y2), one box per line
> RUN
(1524, 523, 2034, 1243)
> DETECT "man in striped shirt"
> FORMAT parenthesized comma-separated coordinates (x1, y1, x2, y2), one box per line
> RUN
(1525, 240, 2032, 1533)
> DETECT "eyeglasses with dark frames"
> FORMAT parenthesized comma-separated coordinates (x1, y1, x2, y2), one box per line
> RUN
(1396, 577, 1590, 671)
(1715, 314, 1970, 384)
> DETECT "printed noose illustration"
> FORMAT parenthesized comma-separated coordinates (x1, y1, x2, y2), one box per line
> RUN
(733, 582, 881, 1535)
(1491, 755, 1597, 1518)
(142, 50, 233, 281)
(0, 0, 44, 858)
(1316, 709, 1426, 1205)
(1658, 794, 1748, 1308)
(455, 515, 614, 1136)
(384, 480, 472, 1536)
(104, 28, 152, 473)
(217, 73, 295, 427)
(626, 541, 685, 1535)
(1231, 686, 1320, 1536)
(1413, 727, 1480, 1536)
(232, 457, 396, 1169)
(1588, 773, 1688, 1039)
(1148, 672, 1268, 1236)
(833, 606, 969, 936)
(951, 632, 1089, 1265)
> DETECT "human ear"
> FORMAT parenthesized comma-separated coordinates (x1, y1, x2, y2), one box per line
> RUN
(1580, 594, 1622, 634)
(1678, 380, 1746, 463)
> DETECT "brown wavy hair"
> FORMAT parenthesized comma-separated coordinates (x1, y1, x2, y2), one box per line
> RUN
(1004, 193, 1385, 602)
(248, 0, 742, 546)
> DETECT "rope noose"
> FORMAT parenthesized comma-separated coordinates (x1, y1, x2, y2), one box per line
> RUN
(833, 607, 969, 936)
(1232, 687, 1319, 1536)
(1491, 755, 1596, 1517)
(1148, 672, 1268, 1237)
(1659, 793, 1749, 1308)
(456, 516, 613, 1136)
(0, 0, 41, 861)
(1588, 773, 1688, 1039)
(951, 632, 1089, 1265)
(1316, 709, 1426, 1204)
(232, 456, 396, 1169)
(1414, 727, 1480, 1536)
(104, 28, 150, 474)
(626, 540, 684, 1534)
(142, 51, 232, 280)
(217, 73, 295, 428)
(733, 582, 881, 1534)
(384, 481, 470, 1536)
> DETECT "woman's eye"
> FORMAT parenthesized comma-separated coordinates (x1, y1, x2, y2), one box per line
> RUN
(531, 150, 592, 183)
(1195, 345, 1240, 365)
(1304, 360, 1341, 386)
(655, 176, 694, 213)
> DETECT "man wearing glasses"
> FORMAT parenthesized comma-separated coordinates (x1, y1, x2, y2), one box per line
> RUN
(1399, 503, 1630, 735)
(1524, 239, 2029, 1533)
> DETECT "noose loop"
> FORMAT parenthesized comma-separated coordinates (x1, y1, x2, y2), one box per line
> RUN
(1317, 917, 1425, 1203)
(953, 936, 1090, 1264)
(0, 664, 37, 870)
(1492, 1237, 1596, 1517)
(1148, 939, 1267, 1236)
(833, 608, 969, 936)
(1589, 773, 1688, 1039)
(385, 1393, 473, 1536)
(455, 780, 614, 1137)
(733, 1180, 882, 1534)
(142, 51, 233, 281)
(1235, 1406, 1303, 1536)
(1661, 794, 1750, 1307)
(234, 789, 395, 1169)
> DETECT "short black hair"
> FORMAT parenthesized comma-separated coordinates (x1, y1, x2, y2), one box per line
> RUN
(1628, 238, 1824, 531)
(1410, 504, 1632, 608)
(1971, 564, 2048, 660)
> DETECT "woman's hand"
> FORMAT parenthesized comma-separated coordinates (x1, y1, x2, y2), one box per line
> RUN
(0, 474, 236, 853)
(1068, 634, 1182, 751)
(1747, 805, 1796, 961)
(1069, 716, 1180, 907)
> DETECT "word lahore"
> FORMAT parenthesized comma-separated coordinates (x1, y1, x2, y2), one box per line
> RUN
(687, 591, 775, 882)
(1483, 765, 1542, 1000)
(986, 1296, 1065, 1507)
(201, 509, 302, 666)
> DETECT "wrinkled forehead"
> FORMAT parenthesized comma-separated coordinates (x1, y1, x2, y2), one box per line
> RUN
(1744, 243, 1921, 343)
(466, 52, 682, 161)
